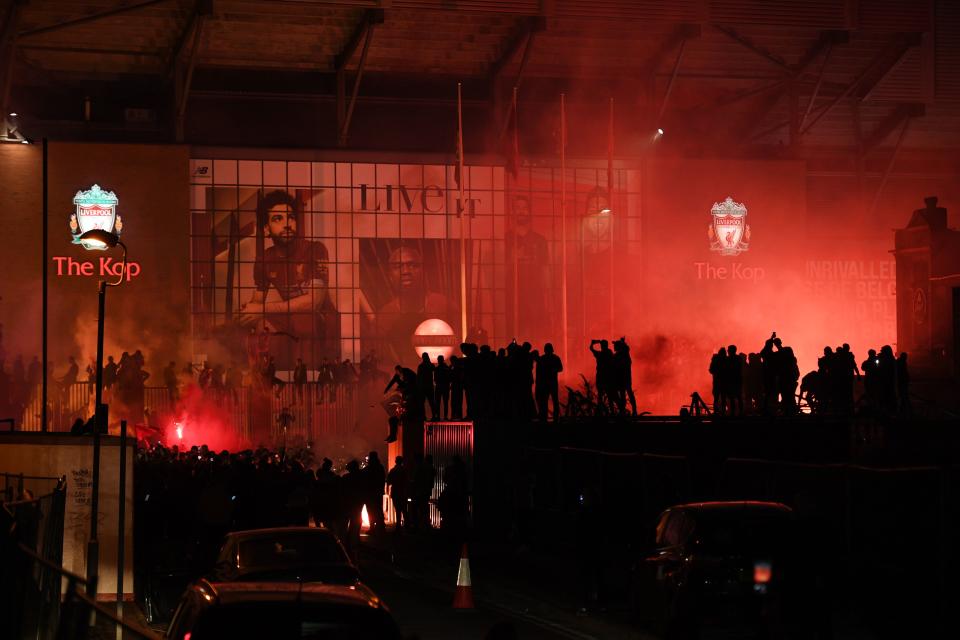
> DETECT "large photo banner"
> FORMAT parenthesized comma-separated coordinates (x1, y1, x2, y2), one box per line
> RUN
(189, 159, 497, 372)
(360, 239, 462, 365)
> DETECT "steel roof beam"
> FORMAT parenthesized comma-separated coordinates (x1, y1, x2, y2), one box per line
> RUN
(794, 30, 848, 77)
(486, 15, 545, 85)
(800, 32, 921, 136)
(856, 33, 922, 102)
(0, 0, 28, 117)
(166, 0, 212, 82)
(19, 0, 173, 39)
(338, 17, 377, 147)
(333, 9, 384, 72)
(713, 23, 791, 73)
(174, 3, 210, 142)
(863, 103, 925, 151)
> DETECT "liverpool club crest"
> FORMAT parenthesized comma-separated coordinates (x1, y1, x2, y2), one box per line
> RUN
(71, 184, 122, 250)
(708, 196, 749, 256)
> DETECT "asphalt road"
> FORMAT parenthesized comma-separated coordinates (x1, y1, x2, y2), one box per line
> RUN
(358, 533, 656, 640)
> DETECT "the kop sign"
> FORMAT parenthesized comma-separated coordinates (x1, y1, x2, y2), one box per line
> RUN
(708, 197, 750, 256)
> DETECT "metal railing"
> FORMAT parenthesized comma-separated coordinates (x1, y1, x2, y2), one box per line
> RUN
(15, 543, 160, 640)
(424, 421, 474, 528)
(2, 482, 66, 640)
(13, 381, 365, 444)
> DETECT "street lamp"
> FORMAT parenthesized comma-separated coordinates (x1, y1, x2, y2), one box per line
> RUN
(77, 228, 127, 595)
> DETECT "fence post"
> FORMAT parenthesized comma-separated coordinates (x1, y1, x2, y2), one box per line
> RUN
(939, 465, 949, 635)
(117, 420, 127, 639)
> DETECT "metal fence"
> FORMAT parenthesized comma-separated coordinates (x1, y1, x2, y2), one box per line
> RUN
(1, 479, 158, 640)
(13, 382, 364, 444)
(424, 421, 474, 528)
(15, 544, 160, 640)
(1, 480, 66, 640)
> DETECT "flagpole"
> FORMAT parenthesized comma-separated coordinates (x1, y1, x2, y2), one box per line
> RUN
(457, 82, 468, 341)
(511, 86, 519, 337)
(608, 96, 615, 335)
(560, 93, 569, 367)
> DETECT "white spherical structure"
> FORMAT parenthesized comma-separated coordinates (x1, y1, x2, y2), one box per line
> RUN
(412, 318, 458, 362)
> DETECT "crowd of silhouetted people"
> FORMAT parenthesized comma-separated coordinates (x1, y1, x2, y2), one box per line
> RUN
(383, 339, 566, 425)
(704, 332, 911, 417)
(135, 442, 478, 574)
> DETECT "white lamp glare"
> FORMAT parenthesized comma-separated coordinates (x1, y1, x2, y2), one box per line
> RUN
(9, 112, 17, 117)
(657, 128, 664, 136)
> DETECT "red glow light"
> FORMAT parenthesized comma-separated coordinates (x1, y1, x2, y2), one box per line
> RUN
(754, 561, 772, 584)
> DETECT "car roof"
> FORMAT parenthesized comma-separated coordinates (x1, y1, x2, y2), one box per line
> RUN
(668, 501, 793, 513)
(197, 580, 385, 609)
(223, 526, 334, 540)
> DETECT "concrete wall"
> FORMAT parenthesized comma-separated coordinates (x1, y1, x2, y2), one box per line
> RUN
(0, 433, 135, 598)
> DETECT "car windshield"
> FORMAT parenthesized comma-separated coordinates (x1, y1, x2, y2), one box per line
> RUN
(690, 509, 793, 554)
(189, 602, 401, 639)
(236, 533, 349, 570)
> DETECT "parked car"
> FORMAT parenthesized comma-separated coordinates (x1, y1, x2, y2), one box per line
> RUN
(165, 579, 402, 639)
(210, 527, 358, 584)
(633, 501, 816, 639)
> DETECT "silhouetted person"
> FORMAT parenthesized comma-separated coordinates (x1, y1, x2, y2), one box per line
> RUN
(437, 455, 469, 542)
(613, 338, 637, 416)
(364, 451, 386, 535)
(450, 355, 464, 419)
(384, 415, 400, 444)
(27, 356, 41, 388)
(742, 353, 762, 413)
(896, 352, 911, 414)
(534, 343, 563, 421)
(61, 356, 79, 386)
(386, 456, 408, 530)
(198, 360, 213, 391)
(861, 349, 879, 410)
(877, 345, 897, 413)
(293, 358, 307, 402)
(817, 346, 835, 412)
(341, 460, 365, 560)
(338, 358, 358, 400)
(163, 361, 178, 403)
(104, 355, 118, 391)
(477, 344, 496, 418)
(589, 339, 615, 414)
(778, 346, 800, 414)
(434, 355, 451, 420)
(725, 345, 743, 416)
(225, 365, 241, 403)
(306, 458, 333, 530)
(709, 347, 727, 415)
(460, 343, 479, 418)
(411, 453, 436, 530)
(837, 343, 859, 413)
(417, 352, 437, 420)
(518, 342, 537, 418)
(384, 364, 417, 417)
(760, 333, 780, 413)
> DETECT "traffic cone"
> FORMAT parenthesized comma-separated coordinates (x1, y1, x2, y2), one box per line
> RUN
(452, 543, 475, 609)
